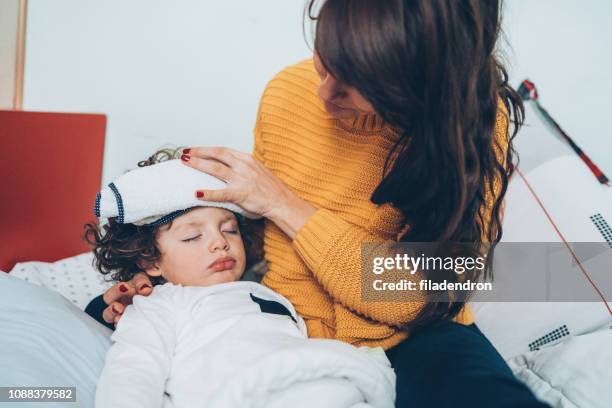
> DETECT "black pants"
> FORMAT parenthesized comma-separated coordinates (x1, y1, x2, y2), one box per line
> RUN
(385, 322, 550, 408)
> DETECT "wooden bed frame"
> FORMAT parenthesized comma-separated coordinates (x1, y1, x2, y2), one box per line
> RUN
(0, 110, 106, 272)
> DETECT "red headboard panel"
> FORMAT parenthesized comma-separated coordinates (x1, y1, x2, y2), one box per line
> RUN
(0, 110, 106, 272)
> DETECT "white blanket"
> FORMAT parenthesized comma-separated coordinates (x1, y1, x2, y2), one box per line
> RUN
(95, 281, 395, 408)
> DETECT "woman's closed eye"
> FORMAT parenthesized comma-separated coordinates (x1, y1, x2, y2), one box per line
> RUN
(222, 228, 238, 234)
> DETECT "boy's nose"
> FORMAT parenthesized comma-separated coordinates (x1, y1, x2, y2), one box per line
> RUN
(209, 236, 229, 252)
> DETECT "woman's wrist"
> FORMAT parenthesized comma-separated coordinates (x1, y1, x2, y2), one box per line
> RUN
(267, 193, 316, 240)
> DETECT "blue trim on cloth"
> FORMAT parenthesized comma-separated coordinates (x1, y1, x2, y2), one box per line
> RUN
(108, 182, 124, 224)
(142, 207, 197, 227)
(94, 192, 101, 217)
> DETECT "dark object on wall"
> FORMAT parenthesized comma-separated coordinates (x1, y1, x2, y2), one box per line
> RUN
(518, 79, 609, 186)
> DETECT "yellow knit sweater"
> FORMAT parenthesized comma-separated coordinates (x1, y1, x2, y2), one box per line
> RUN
(254, 59, 509, 350)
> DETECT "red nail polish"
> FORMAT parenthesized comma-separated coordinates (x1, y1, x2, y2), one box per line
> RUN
(181, 154, 190, 162)
(112, 305, 119, 314)
(119, 284, 128, 293)
(196, 191, 204, 198)
(183, 148, 191, 155)
(139, 284, 152, 291)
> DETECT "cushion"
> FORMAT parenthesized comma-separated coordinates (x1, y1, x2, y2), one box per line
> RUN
(9, 252, 112, 310)
(0, 272, 111, 408)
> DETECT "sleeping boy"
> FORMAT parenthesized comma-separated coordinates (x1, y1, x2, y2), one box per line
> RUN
(85, 150, 395, 408)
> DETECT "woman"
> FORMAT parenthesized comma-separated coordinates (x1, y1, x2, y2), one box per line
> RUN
(88, 1, 549, 406)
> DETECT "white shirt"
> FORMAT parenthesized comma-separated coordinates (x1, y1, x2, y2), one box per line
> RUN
(95, 281, 395, 408)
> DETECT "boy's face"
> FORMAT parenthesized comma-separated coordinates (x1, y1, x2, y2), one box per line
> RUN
(146, 207, 246, 286)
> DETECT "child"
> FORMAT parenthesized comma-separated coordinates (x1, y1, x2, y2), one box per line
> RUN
(86, 150, 395, 408)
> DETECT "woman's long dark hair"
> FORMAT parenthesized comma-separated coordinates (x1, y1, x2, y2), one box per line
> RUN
(308, 0, 524, 331)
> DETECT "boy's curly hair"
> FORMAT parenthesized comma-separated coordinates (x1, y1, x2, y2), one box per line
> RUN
(84, 148, 263, 284)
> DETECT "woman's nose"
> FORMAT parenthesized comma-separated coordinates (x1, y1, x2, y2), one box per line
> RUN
(318, 74, 345, 103)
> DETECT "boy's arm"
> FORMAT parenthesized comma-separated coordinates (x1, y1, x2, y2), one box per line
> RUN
(95, 288, 176, 408)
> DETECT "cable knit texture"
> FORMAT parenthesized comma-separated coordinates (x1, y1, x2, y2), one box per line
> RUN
(255, 59, 509, 350)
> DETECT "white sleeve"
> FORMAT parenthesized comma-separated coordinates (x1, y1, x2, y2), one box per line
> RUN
(95, 287, 178, 408)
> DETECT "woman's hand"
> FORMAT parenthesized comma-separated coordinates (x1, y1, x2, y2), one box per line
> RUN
(180, 147, 316, 239)
(102, 272, 153, 325)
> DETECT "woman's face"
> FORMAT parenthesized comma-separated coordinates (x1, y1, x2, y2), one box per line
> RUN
(146, 207, 246, 287)
(313, 51, 376, 119)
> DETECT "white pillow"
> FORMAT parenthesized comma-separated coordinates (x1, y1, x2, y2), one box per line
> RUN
(508, 329, 612, 408)
(0, 272, 111, 408)
(10, 252, 112, 310)
(470, 301, 611, 360)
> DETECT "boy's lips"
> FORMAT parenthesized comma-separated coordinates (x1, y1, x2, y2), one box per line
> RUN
(208, 256, 236, 272)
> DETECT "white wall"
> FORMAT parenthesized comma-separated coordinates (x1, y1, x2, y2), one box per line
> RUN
(23, 1, 611, 184)
(0, 0, 21, 108)
(501, 0, 612, 174)
(23, 0, 312, 184)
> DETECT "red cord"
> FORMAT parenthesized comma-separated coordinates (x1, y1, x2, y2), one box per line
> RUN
(515, 167, 612, 316)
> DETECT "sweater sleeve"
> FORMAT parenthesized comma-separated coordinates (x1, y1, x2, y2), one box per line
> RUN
(95, 289, 177, 408)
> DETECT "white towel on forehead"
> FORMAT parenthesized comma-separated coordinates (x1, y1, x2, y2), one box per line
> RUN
(95, 159, 260, 225)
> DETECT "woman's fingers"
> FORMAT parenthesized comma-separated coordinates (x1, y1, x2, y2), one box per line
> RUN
(214, 147, 254, 164)
(102, 306, 114, 324)
(101, 272, 153, 325)
(183, 156, 233, 182)
(102, 301, 125, 325)
(180, 145, 303, 220)
(195, 188, 243, 203)
(102, 281, 135, 306)
(102, 272, 153, 308)
(131, 272, 153, 295)
(183, 146, 241, 168)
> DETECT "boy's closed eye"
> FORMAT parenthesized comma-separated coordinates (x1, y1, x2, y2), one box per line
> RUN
(181, 227, 238, 243)
(221, 220, 239, 234)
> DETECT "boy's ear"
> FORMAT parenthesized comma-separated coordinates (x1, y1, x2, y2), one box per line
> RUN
(138, 261, 162, 277)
